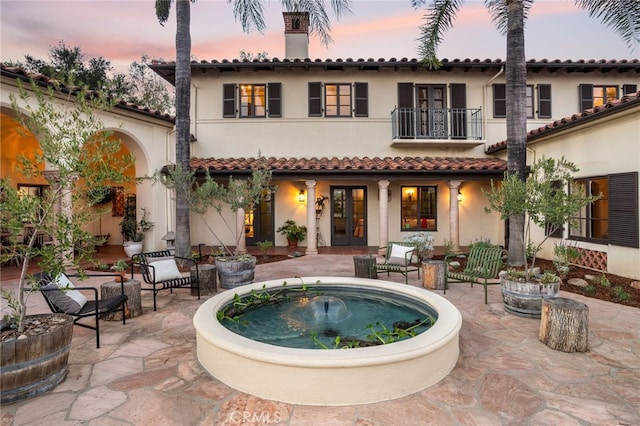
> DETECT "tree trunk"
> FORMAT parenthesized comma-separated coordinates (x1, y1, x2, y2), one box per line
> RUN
(505, 0, 527, 266)
(174, 0, 192, 259)
(538, 297, 589, 352)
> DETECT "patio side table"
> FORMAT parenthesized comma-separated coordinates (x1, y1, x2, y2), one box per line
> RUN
(101, 279, 142, 320)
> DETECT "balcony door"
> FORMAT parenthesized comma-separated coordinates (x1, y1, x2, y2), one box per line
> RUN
(331, 187, 367, 246)
(417, 85, 447, 138)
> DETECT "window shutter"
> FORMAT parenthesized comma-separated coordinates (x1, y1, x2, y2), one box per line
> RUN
(579, 84, 593, 111)
(397, 83, 414, 138)
(268, 83, 281, 117)
(537, 84, 552, 118)
(354, 82, 368, 117)
(223, 84, 236, 118)
(450, 83, 466, 139)
(608, 172, 639, 248)
(623, 84, 638, 95)
(308, 82, 322, 117)
(493, 84, 506, 118)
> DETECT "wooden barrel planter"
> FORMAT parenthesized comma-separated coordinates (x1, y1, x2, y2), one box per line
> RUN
(216, 256, 257, 289)
(1, 313, 73, 405)
(501, 276, 560, 319)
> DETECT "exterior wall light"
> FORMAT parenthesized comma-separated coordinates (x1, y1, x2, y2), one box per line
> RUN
(298, 189, 306, 203)
(457, 191, 463, 202)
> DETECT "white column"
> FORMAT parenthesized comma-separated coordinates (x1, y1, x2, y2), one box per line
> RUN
(378, 180, 390, 255)
(305, 180, 318, 255)
(236, 207, 247, 254)
(448, 180, 462, 252)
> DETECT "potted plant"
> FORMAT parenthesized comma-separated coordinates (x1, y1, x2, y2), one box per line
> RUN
(157, 158, 272, 289)
(0, 80, 134, 403)
(315, 195, 328, 218)
(277, 220, 307, 248)
(483, 156, 600, 318)
(110, 259, 129, 282)
(402, 232, 441, 289)
(120, 208, 154, 257)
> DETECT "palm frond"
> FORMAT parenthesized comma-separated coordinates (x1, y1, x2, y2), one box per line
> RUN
(155, 0, 172, 26)
(484, 0, 533, 35)
(417, 0, 466, 66)
(577, 0, 640, 50)
(281, 0, 352, 47)
(232, 0, 267, 34)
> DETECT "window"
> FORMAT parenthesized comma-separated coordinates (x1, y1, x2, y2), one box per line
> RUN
(525, 85, 534, 118)
(240, 84, 266, 117)
(494, 83, 552, 119)
(400, 186, 437, 231)
(222, 83, 281, 118)
(308, 82, 368, 117)
(579, 84, 619, 111)
(569, 172, 639, 248)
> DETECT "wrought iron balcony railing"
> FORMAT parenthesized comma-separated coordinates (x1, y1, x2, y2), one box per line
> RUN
(391, 107, 483, 141)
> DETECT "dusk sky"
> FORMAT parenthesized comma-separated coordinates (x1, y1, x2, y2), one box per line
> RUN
(1, 1, 638, 75)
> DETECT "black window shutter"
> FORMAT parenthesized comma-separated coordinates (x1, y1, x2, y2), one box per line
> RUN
(579, 84, 593, 111)
(308, 82, 322, 117)
(223, 84, 236, 118)
(268, 83, 282, 117)
(537, 84, 552, 118)
(493, 84, 506, 118)
(450, 83, 467, 139)
(623, 84, 638, 95)
(608, 172, 639, 248)
(397, 83, 414, 138)
(354, 82, 368, 117)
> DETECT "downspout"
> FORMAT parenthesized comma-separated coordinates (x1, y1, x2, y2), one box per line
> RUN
(482, 66, 504, 144)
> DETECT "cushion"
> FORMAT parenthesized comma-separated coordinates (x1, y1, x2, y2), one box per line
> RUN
(151, 259, 183, 282)
(41, 274, 88, 314)
(388, 244, 414, 266)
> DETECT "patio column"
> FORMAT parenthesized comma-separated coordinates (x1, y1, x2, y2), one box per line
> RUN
(305, 180, 318, 255)
(378, 180, 390, 255)
(236, 207, 246, 254)
(448, 180, 462, 252)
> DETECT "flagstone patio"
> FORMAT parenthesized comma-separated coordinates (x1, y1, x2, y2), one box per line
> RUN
(1, 252, 639, 425)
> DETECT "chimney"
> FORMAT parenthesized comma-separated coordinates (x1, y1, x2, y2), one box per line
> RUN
(283, 12, 309, 59)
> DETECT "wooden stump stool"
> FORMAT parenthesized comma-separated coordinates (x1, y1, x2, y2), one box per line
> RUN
(422, 260, 446, 290)
(101, 279, 142, 321)
(191, 264, 217, 295)
(538, 297, 588, 352)
(353, 255, 377, 279)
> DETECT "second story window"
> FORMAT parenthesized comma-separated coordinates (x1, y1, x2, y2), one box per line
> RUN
(579, 84, 621, 111)
(223, 83, 281, 118)
(308, 82, 368, 117)
(240, 84, 266, 117)
(325, 84, 352, 117)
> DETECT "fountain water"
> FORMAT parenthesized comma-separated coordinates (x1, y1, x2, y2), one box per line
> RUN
(194, 277, 462, 405)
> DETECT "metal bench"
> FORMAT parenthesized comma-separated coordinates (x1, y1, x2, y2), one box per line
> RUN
(131, 250, 200, 311)
(375, 242, 420, 284)
(444, 245, 506, 304)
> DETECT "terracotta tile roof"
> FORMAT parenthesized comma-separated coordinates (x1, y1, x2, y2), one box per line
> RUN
(486, 91, 640, 154)
(1, 64, 175, 124)
(190, 156, 507, 177)
(150, 58, 640, 84)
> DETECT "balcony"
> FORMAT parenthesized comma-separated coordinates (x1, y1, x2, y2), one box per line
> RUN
(391, 107, 483, 145)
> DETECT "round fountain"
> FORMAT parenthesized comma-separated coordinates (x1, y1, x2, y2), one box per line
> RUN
(193, 277, 462, 405)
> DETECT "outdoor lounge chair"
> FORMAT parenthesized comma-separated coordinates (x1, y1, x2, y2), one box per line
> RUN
(32, 272, 128, 348)
(131, 250, 200, 311)
(375, 242, 420, 284)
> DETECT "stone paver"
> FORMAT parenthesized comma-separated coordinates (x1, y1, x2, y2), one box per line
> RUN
(1, 254, 639, 425)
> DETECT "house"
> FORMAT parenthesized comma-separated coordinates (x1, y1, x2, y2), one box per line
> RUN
(2, 12, 639, 279)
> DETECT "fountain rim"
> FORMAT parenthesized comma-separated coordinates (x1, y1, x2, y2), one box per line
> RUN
(193, 276, 462, 368)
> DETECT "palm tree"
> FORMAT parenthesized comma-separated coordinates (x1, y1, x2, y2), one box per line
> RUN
(155, 0, 351, 258)
(415, 0, 639, 265)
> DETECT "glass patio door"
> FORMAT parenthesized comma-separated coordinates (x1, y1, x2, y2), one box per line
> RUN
(331, 187, 367, 246)
(244, 188, 275, 246)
